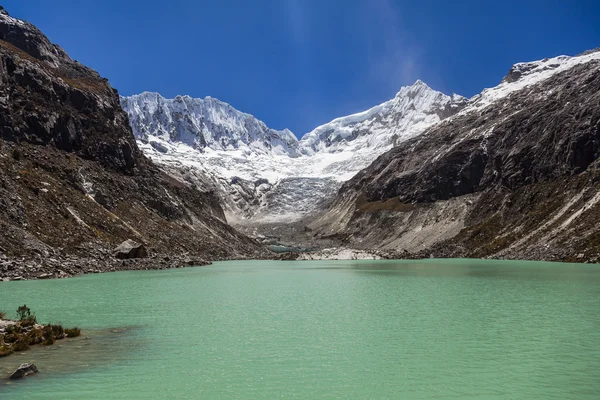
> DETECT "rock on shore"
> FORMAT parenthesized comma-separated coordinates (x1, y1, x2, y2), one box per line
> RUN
(9, 363, 38, 379)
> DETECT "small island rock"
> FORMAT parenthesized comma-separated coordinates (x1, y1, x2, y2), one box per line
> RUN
(9, 363, 39, 379)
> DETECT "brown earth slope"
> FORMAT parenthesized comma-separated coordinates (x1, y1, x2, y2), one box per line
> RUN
(0, 7, 266, 280)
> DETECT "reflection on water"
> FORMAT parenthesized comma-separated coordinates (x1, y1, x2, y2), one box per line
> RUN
(342, 258, 600, 280)
(0, 259, 598, 399)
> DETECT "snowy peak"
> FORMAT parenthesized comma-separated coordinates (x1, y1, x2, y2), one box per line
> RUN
(469, 50, 600, 111)
(395, 79, 429, 97)
(121, 92, 299, 156)
(120, 48, 600, 224)
(501, 51, 600, 84)
(297, 80, 467, 155)
(121, 79, 467, 161)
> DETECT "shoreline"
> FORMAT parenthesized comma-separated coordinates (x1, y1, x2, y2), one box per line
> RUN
(3, 248, 599, 282)
(0, 253, 212, 282)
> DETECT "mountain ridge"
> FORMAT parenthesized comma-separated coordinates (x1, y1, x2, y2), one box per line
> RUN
(121, 79, 465, 223)
(122, 79, 464, 152)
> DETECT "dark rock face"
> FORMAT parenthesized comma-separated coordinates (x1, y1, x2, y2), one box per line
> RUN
(313, 55, 600, 263)
(0, 9, 141, 173)
(0, 8, 267, 280)
(113, 240, 148, 259)
(347, 62, 600, 205)
(9, 363, 38, 379)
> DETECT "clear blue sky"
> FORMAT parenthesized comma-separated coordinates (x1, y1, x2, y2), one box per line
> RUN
(4, 0, 599, 136)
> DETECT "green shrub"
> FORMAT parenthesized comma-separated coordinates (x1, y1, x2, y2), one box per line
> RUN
(3, 333, 16, 344)
(1, 305, 82, 353)
(4, 324, 21, 335)
(42, 325, 55, 345)
(0, 311, 6, 319)
(16, 305, 37, 325)
(43, 335, 55, 346)
(20, 317, 37, 327)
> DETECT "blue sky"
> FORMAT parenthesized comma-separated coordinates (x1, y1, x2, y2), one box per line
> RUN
(4, 0, 599, 136)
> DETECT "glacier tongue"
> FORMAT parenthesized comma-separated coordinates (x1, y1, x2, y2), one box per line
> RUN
(121, 80, 465, 224)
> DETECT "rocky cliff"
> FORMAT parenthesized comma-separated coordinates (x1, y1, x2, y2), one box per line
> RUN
(0, 7, 266, 280)
(310, 51, 600, 263)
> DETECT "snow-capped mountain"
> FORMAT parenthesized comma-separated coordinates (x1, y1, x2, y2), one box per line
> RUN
(121, 80, 465, 223)
(299, 80, 467, 156)
(122, 92, 299, 156)
(121, 51, 599, 226)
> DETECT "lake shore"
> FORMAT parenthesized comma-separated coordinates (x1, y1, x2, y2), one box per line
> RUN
(0, 252, 212, 282)
(3, 245, 599, 282)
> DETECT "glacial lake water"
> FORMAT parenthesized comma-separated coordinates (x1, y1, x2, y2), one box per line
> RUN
(0, 259, 599, 399)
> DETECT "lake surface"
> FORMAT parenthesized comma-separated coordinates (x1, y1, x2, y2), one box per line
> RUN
(1, 259, 599, 399)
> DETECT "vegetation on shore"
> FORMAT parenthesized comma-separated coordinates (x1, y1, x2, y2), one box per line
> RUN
(0, 305, 81, 357)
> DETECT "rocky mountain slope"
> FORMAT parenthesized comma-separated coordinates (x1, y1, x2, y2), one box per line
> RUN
(0, 7, 266, 280)
(121, 80, 467, 224)
(310, 50, 600, 263)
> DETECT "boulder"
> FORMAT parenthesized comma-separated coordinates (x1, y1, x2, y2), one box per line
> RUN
(113, 239, 148, 259)
(9, 363, 38, 379)
(183, 258, 209, 266)
(93, 190, 113, 210)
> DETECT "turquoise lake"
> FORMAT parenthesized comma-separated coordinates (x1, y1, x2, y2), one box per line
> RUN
(0, 259, 599, 399)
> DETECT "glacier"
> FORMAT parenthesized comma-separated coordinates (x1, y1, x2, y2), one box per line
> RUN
(121, 80, 466, 224)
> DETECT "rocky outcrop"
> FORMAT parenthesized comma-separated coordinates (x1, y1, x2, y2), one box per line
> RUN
(0, 9, 140, 173)
(0, 8, 267, 280)
(311, 51, 600, 263)
(9, 363, 38, 379)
